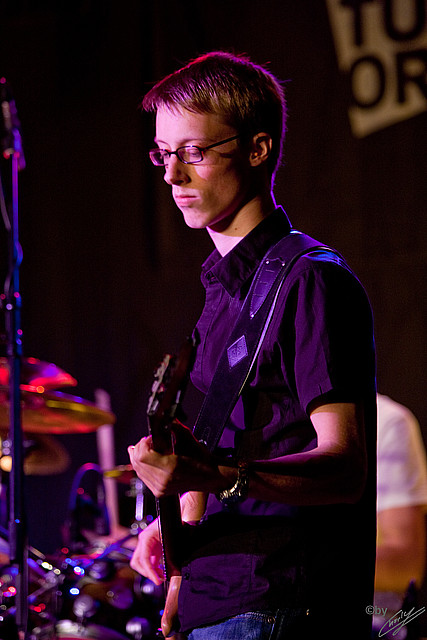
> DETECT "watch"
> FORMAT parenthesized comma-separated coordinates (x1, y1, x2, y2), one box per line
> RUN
(217, 461, 249, 507)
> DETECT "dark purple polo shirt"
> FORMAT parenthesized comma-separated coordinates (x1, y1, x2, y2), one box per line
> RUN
(178, 208, 377, 638)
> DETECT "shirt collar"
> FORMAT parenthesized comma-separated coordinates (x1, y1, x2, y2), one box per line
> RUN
(201, 207, 293, 295)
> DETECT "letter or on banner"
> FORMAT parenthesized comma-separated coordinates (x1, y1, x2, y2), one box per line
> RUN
(326, 0, 427, 137)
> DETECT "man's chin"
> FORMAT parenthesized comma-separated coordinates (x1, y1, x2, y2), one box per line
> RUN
(180, 210, 208, 230)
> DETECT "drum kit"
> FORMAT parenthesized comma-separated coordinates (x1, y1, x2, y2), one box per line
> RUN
(0, 357, 164, 640)
(0, 77, 166, 639)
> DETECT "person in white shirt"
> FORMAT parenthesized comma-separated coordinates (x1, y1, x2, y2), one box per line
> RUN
(374, 393, 427, 638)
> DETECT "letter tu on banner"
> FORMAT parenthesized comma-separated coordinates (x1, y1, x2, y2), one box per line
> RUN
(326, 0, 427, 137)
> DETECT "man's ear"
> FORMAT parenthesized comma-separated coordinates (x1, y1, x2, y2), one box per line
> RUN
(249, 132, 273, 167)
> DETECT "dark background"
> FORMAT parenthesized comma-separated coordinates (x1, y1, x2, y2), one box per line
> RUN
(0, 0, 426, 605)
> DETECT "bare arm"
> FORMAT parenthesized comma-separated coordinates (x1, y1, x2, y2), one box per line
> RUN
(215, 402, 368, 505)
(129, 402, 368, 506)
(129, 402, 367, 584)
(375, 505, 426, 594)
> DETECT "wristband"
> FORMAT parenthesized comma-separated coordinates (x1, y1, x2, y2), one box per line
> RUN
(217, 462, 249, 507)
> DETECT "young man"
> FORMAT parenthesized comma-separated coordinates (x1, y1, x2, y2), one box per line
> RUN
(128, 52, 377, 640)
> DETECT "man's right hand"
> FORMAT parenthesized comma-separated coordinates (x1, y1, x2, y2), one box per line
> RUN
(130, 518, 165, 585)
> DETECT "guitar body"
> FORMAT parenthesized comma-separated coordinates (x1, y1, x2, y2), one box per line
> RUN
(161, 574, 184, 639)
(147, 338, 196, 638)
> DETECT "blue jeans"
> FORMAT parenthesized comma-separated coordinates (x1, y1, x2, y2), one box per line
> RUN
(187, 608, 310, 640)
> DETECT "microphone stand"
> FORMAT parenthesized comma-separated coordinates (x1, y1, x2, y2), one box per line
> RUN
(1, 85, 28, 638)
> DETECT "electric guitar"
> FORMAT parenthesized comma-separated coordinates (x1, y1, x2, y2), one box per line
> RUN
(146, 337, 196, 638)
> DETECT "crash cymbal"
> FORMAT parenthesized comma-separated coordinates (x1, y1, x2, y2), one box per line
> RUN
(0, 388, 116, 434)
(0, 357, 77, 390)
(0, 433, 71, 475)
(104, 464, 136, 483)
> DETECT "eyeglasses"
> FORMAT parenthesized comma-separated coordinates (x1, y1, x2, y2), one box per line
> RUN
(149, 134, 240, 166)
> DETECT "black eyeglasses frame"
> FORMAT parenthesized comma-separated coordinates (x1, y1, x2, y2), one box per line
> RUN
(149, 134, 241, 166)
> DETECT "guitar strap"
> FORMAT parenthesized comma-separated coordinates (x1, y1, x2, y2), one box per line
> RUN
(192, 230, 337, 453)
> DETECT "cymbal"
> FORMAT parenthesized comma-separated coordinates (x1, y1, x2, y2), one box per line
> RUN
(0, 357, 77, 390)
(0, 388, 116, 434)
(0, 433, 71, 475)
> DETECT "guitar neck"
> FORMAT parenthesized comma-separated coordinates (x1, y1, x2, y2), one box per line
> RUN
(146, 337, 197, 581)
(157, 494, 182, 580)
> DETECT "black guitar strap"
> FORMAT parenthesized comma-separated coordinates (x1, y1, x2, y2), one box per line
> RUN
(192, 231, 337, 453)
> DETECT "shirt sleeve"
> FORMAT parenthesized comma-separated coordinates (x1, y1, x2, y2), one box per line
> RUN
(377, 394, 427, 512)
(281, 251, 376, 414)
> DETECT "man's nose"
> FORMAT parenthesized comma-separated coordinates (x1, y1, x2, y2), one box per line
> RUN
(163, 155, 187, 185)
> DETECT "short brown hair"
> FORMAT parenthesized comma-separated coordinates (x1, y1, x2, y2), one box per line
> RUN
(142, 51, 287, 179)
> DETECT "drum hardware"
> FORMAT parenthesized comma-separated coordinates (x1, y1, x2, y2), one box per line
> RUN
(87, 558, 115, 582)
(0, 494, 163, 640)
(76, 575, 134, 612)
(55, 618, 129, 639)
(59, 529, 142, 582)
(104, 466, 154, 535)
(1, 76, 30, 636)
(63, 463, 121, 554)
(0, 547, 64, 637)
(0, 364, 119, 638)
(56, 542, 159, 640)
(55, 462, 158, 637)
(57, 530, 142, 617)
(2, 80, 132, 637)
(126, 616, 154, 640)
(72, 592, 98, 623)
(0, 349, 164, 638)
(0, 433, 71, 475)
(133, 477, 146, 533)
(28, 618, 56, 640)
